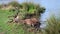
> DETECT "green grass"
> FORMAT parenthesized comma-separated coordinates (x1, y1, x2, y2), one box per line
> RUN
(0, 10, 25, 34)
(0, 10, 38, 34)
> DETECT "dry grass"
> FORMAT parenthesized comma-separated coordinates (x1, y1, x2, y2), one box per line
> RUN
(42, 16, 60, 34)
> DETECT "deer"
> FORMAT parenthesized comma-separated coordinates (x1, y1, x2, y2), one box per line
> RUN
(22, 17, 41, 31)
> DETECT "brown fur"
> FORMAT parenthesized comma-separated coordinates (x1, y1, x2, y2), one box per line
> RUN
(23, 17, 40, 28)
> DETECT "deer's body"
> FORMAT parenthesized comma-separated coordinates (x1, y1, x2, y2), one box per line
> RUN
(23, 18, 40, 28)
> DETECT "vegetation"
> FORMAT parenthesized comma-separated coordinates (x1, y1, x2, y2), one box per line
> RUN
(0, 1, 60, 34)
(6, 2, 45, 19)
(0, 10, 30, 34)
(0, 1, 45, 34)
(42, 16, 60, 34)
